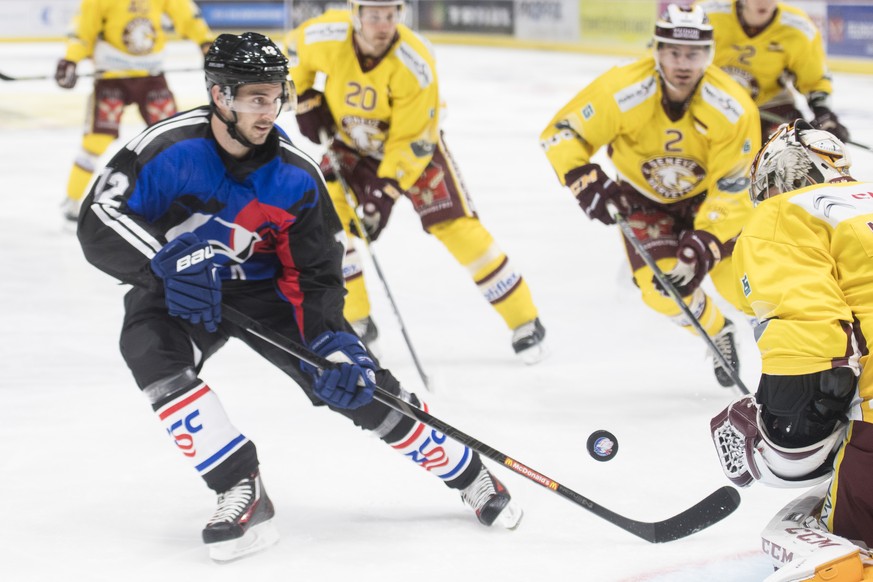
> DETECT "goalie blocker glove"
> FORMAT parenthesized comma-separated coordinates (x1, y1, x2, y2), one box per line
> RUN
(565, 163, 627, 225)
(150, 232, 222, 332)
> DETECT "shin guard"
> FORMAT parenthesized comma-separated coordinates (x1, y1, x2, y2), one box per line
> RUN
(154, 382, 250, 477)
(387, 401, 474, 483)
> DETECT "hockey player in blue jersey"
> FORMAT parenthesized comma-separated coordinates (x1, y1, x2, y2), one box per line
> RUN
(76, 31, 521, 562)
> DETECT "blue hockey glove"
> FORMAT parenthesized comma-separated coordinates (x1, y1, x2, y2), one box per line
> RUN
(150, 232, 222, 332)
(302, 331, 376, 409)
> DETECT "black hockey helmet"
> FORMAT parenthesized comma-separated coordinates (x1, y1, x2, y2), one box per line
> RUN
(205, 32, 289, 90)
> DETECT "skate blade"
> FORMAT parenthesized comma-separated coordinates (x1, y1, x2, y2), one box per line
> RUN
(516, 342, 547, 366)
(496, 499, 524, 530)
(208, 520, 279, 563)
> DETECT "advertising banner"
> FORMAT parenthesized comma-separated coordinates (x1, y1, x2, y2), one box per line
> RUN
(827, 3, 873, 59)
(0, 0, 78, 37)
(417, 0, 514, 35)
(514, 0, 579, 42)
(580, 0, 657, 48)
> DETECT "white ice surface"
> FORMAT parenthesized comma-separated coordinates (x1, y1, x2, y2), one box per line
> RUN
(3, 41, 873, 582)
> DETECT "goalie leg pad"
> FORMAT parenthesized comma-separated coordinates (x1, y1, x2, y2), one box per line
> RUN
(761, 482, 873, 582)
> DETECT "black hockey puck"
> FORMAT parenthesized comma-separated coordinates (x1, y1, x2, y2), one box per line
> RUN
(587, 430, 618, 462)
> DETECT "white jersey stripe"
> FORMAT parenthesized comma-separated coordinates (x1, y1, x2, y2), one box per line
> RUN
(127, 109, 211, 155)
(91, 202, 163, 258)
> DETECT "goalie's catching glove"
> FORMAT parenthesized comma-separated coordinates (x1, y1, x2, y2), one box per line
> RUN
(150, 232, 222, 332)
(302, 331, 376, 409)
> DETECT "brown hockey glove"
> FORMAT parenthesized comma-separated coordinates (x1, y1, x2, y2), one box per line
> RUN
(295, 89, 336, 145)
(565, 163, 626, 225)
(811, 107, 850, 143)
(654, 229, 723, 297)
(55, 59, 77, 89)
(342, 154, 402, 241)
(809, 92, 850, 142)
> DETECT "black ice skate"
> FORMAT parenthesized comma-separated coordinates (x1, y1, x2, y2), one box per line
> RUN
(460, 465, 523, 530)
(511, 317, 546, 365)
(351, 316, 380, 356)
(202, 471, 279, 562)
(711, 319, 739, 388)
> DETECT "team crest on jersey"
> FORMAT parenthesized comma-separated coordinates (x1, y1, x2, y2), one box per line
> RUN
(641, 157, 705, 199)
(122, 18, 157, 55)
(342, 117, 387, 156)
(581, 104, 595, 120)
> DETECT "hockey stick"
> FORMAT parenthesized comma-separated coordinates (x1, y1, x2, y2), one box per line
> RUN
(318, 127, 432, 393)
(607, 203, 751, 395)
(0, 66, 203, 82)
(222, 303, 742, 543)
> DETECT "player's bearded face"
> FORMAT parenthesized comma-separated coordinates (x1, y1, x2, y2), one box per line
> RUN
(357, 6, 401, 56)
(657, 44, 710, 95)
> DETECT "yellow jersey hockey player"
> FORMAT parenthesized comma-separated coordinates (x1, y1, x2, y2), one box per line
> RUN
(285, 0, 545, 363)
(540, 4, 760, 388)
(56, 0, 214, 223)
(697, 0, 849, 142)
(710, 120, 873, 582)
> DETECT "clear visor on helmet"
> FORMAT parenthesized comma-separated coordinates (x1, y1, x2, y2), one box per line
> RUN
(217, 80, 296, 116)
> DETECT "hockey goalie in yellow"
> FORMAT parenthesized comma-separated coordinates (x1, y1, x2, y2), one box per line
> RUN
(286, 0, 545, 363)
(541, 4, 760, 388)
(710, 120, 873, 582)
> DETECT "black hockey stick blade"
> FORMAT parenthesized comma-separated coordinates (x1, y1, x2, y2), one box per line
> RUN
(371, 384, 742, 543)
(222, 304, 741, 543)
(620, 486, 741, 543)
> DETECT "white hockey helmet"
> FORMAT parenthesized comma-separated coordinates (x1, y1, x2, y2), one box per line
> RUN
(750, 119, 852, 205)
(349, 0, 406, 31)
(654, 4, 714, 47)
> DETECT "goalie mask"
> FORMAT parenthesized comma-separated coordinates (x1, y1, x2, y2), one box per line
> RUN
(750, 119, 852, 205)
(349, 0, 406, 31)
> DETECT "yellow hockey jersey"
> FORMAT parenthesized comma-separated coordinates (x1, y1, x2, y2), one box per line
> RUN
(733, 181, 870, 377)
(285, 10, 439, 191)
(540, 56, 760, 244)
(698, 0, 832, 105)
(63, 0, 213, 78)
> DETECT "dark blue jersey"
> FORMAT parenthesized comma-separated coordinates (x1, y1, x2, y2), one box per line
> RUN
(78, 106, 346, 340)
